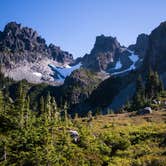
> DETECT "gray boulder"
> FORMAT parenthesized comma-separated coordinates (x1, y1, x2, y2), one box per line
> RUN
(138, 107, 153, 115)
(69, 130, 79, 142)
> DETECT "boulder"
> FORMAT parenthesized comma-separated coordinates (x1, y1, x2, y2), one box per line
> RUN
(69, 130, 79, 142)
(138, 107, 153, 115)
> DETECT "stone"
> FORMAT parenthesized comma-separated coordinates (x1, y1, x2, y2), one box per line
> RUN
(138, 107, 153, 115)
(69, 130, 79, 142)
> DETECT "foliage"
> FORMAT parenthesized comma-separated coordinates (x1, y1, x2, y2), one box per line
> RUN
(0, 68, 166, 165)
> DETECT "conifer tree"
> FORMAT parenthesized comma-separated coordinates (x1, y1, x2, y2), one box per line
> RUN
(24, 96, 31, 129)
(45, 92, 52, 123)
(133, 75, 146, 109)
(0, 65, 5, 89)
(0, 90, 4, 113)
(39, 96, 45, 115)
(15, 81, 25, 129)
(50, 97, 59, 119)
(145, 69, 164, 98)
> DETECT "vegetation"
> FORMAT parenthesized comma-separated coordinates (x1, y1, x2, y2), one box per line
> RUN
(0, 88, 166, 165)
(131, 69, 164, 111)
(0, 68, 166, 165)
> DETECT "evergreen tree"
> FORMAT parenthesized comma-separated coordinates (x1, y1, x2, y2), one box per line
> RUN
(39, 96, 45, 115)
(15, 81, 26, 129)
(50, 97, 59, 119)
(145, 69, 163, 98)
(0, 90, 4, 113)
(0, 65, 5, 89)
(24, 96, 32, 129)
(133, 75, 145, 110)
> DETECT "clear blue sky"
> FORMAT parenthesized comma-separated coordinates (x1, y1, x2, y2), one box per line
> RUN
(0, 0, 166, 58)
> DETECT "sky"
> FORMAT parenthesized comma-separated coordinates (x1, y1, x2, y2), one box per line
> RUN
(0, 0, 166, 58)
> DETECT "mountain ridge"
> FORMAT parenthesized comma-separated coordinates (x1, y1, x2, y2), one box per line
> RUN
(0, 21, 166, 114)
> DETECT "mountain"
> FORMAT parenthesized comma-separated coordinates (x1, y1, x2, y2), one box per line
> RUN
(0, 22, 74, 84)
(60, 68, 102, 107)
(128, 33, 149, 59)
(143, 22, 166, 79)
(61, 22, 166, 114)
(0, 21, 166, 115)
(79, 34, 143, 77)
(80, 35, 122, 71)
(0, 22, 147, 85)
(84, 22, 166, 113)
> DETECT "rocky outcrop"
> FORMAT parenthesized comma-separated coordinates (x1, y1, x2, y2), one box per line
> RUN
(48, 44, 73, 63)
(128, 33, 149, 59)
(0, 22, 74, 67)
(81, 35, 122, 71)
(80, 35, 142, 76)
(143, 22, 166, 73)
(60, 68, 102, 106)
(0, 22, 74, 84)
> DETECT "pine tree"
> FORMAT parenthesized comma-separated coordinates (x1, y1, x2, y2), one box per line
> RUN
(145, 70, 164, 98)
(24, 96, 32, 129)
(39, 96, 45, 115)
(15, 81, 26, 129)
(145, 68, 154, 98)
(0, 90, 4, 113)
(133, 75, 145, 110)
(63, 102, 69, 127)
(45, 92, 52, 123)
(0, 65, 5, 89)
(50, 97, 59, 119)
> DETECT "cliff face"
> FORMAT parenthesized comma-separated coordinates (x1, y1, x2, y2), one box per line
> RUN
(0, 21, 166, 115)
(0, 22, 74, 84)
(0, 22, 73, 66)
(143, 22, 166, 73)
(81, 35, 122, 71)
(129, 33, 149, 59)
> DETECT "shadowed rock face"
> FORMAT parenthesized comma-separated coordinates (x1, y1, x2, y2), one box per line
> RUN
(128, 33, 149, 59)
(0, 22, 74, 66)
(0, 22, 74, 84)
(134, 34, 149, 58)
(80, 34, 144, 74)
(143, 22, 166, 73)
(48, 44, 73, 63)
(81, 35, 122, 71)
(60, 68, 102, 106)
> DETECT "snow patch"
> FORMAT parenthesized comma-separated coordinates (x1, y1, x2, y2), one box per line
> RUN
(115, 60, 122, 70)
(33, 72, 42, 77)
(50, 63, 82, 81)
(112, 50, 139, 76)
(129, 53, 139, 63)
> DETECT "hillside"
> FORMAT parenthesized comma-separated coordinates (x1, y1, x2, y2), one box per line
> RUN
(0, 92, 166, 165)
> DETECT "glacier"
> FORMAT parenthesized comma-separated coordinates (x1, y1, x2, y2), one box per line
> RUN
(50, 63, 82, 81)
(112, 50, 139, 76)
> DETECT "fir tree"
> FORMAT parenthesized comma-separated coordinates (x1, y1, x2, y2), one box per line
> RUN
(39, 96, 45, 115)
(15, 81, 26, 129)
(133, 75, 145, 110)
(0, 90, 4, 113)
(145, 69, 164, 98)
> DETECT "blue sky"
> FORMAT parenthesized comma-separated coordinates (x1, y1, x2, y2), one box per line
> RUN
(0, 0, 166, 58)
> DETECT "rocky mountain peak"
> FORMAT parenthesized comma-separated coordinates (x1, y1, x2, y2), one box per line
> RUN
(143, 21, 166, 73)
(4, 22, 39, 39)
(0, 21, 74, 62)
(135, 33, 149, 58)
(151, 21, 166, 38)
(4, 22, 21, 33)
(48, 44, 73, 63)
(81, 35, 122, 72)
(91, 35, 121, 54)
(0, 21, 47, 53)
(0, 22, 74, 84)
